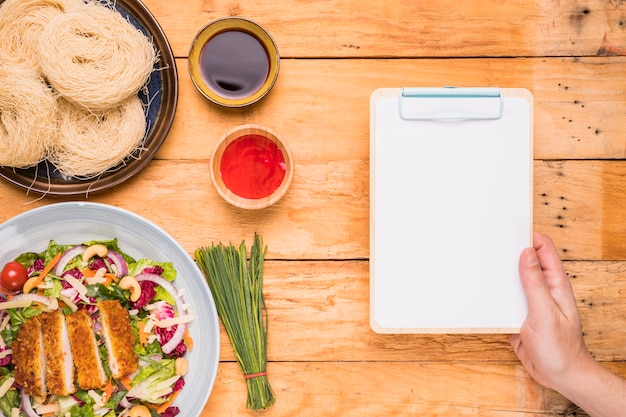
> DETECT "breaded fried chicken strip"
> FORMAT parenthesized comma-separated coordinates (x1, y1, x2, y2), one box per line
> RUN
(39, 310, 76, 396)
(98, 300, 138, 378)
(66, 309, 106, 390)
(12, 316, 46, 398)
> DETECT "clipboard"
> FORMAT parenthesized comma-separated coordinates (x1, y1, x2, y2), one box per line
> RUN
(370, 87, 533, 334)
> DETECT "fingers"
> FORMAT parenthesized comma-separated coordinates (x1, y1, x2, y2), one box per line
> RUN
(509, 334, 521, 354)
(533, 232, 567, 281)
(519, 246, 555, 318)
(532, 232, 579, 317)
(518, 232, 578, 320)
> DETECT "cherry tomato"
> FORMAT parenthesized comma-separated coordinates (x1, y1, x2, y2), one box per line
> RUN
(1, 261, 28, 292)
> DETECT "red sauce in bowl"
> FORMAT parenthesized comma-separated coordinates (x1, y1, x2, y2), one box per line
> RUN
(219, 134, 286, 199)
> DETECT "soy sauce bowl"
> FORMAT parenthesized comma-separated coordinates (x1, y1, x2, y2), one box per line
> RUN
(189, 18, 280, 107)
(210, 125, 293, 209)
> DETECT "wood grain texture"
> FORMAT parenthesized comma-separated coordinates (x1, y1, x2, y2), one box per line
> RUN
(535, 160, 626, 260)
(143, 0, 626, 59)
(200, 361, 626, 416)
(206, 259, 626, 416)
(2, 160, 625, 261)
(159, 57, 626, 162)
(213, 260, 626, 363)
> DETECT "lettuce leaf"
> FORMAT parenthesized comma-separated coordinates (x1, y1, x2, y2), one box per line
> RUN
(127, 356, 177, 404)
(43, 278, 63, 299)
(0, 387, 19, 416)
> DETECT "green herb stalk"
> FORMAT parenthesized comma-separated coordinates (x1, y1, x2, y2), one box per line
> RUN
(195, 234, 275, 411)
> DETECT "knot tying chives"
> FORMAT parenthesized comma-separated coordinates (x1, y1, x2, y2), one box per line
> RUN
(244, 371, 268, 379)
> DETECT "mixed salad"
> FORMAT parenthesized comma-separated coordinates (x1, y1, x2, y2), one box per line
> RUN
(0, 239, 194, 417)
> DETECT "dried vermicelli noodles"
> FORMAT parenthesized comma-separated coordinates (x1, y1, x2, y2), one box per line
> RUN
(0, 0, 157, 182)
(0, 0, 84, 76)
(38, 1, 158, 111)
(0, 66, 58, 168)
(50, 95, 147, 178)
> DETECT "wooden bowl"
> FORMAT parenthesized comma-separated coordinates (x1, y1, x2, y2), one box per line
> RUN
(210, 125, 293, 209)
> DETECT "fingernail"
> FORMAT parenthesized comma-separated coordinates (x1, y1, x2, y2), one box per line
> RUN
(525, 249, 539, 267)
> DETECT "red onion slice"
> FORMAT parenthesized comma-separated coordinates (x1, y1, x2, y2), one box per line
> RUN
(54, 245, 87, 276)
(119, 395, 133, 409)
(20, 388, 39, 417)
(106, 250, 128, 277)
(135, 273, 188, 354)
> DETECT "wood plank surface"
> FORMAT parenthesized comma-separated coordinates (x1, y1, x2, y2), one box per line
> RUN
(162, 57, 626, 162)
(208, 259, 626, 416)
(209, 260, 626, 364)
(535, 160, 626, 260)
(1, 0, 626, 416)
(143, 0, 626, 59)
(201, 361, 626, 416)
(2, 160, 625, 261)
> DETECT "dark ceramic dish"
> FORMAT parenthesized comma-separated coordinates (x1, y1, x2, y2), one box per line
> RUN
(0, 0, 178, 196)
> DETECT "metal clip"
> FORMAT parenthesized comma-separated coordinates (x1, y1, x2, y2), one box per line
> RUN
(399, 87, 504, 120)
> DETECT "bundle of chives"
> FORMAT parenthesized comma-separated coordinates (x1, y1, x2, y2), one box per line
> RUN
(195, 233, 275, 411)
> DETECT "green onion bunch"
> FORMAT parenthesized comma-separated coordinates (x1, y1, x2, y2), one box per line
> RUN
(195, 233, 275, 411)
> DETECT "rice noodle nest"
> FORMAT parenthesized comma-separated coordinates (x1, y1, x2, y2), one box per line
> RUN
(38, 1, 158, 111)
(49, 95, 147, 178)
(0, 0, 84, 76)
(0, 66, 58, 168)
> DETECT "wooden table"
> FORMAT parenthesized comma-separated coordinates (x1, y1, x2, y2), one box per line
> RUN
(2, 1, 626, 415)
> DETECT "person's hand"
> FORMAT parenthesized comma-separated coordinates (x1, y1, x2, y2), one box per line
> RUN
(509, 232, 593, 391)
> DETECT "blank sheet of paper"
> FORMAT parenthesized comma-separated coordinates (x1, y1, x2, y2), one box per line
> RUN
(370, 88, 533, 333)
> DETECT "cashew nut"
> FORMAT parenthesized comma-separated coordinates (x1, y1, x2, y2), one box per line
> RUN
(175, 357, 188, 376)
(119, 276, 142, 302)
(22, 277, 40, 294)
(128, 405, 151, 417)
(82, 244, 108, 263)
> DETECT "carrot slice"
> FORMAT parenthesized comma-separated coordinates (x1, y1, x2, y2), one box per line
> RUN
(138, 321, 149, 345)
(102, 380, 114, 403)
(31, 251, 62, 287)
(103, 273, 118, 285)
(183, 328, 194, 351)
(120, 375, 133, 390)
(83, 267, 118, 286)
(156, 390, 180, 414)
(81, 267, 96, 278)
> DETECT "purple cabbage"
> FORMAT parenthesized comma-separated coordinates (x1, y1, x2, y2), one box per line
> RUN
(152, 301, 187, 357)
(161, 407, 180, 417)
(0, 346, 11, 367)
(142, 265, 164, 275)
(89, 258, 107, 271)
(131, 281, 157, 310)
(26, 259, 45, 276)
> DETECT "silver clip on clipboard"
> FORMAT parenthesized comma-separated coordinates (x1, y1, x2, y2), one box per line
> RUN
(399, 87, 504, 120)
(370, 86, 533, 334)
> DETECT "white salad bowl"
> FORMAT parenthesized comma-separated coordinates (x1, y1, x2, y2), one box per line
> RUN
(0, 202, 220, 417)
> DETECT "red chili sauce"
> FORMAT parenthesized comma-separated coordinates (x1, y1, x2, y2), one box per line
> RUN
(220, 134, 286, 199)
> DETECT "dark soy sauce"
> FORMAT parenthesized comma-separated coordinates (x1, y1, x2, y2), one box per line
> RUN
(199, 30, 270, 99)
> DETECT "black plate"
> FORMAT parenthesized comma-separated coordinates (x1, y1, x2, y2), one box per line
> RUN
(0, 0, 178, 196)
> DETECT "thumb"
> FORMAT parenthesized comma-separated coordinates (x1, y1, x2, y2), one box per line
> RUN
(519, 247, 556, 317)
